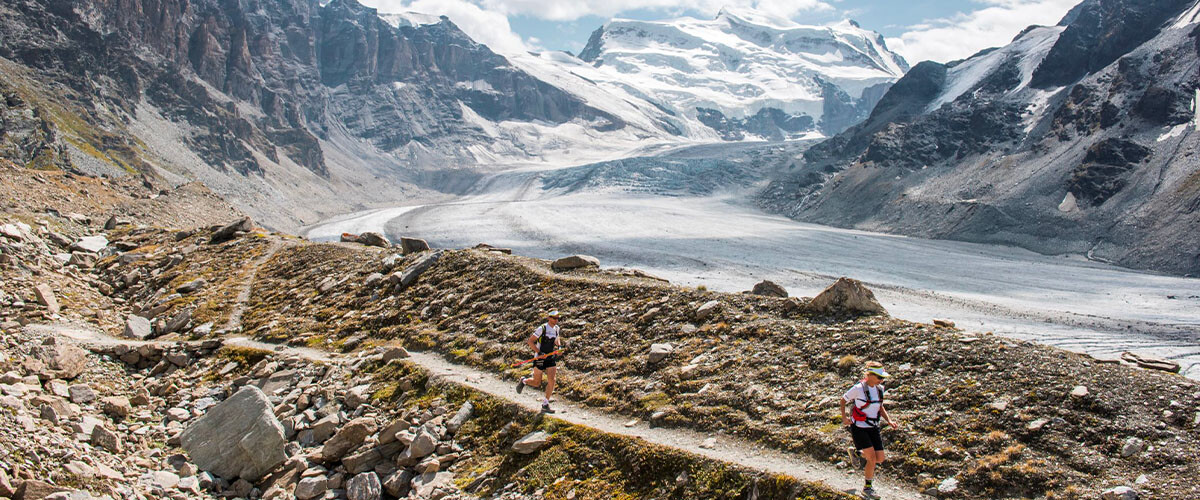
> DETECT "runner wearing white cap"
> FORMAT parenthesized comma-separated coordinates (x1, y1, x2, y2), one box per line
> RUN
(841, 362, 899, 499)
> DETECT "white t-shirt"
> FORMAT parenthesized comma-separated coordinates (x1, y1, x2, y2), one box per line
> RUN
(843, 382, 884, 428)
(532, 324, 559, 340)
(532, 324, 560, 353)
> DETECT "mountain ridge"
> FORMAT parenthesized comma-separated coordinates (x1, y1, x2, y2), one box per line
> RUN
(759, 0, 1200, 276)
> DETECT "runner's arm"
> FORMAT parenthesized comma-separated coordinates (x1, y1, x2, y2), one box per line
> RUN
(840, 398, 851, 426)
(880, 404, 899, 429)
(525, 334, 538, 354)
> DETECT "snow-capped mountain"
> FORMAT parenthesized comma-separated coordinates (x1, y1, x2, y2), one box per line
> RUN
(575, 7, 910, 140)
(760, 0, 1200, 275)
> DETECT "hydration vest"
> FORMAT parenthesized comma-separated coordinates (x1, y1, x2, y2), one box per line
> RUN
(535, 324, 558, 354)
(850, 381, 884, 427)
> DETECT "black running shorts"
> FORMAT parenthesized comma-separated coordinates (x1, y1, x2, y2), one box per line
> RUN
(850, 425, 884, 451)
(533, 354, 557, 370)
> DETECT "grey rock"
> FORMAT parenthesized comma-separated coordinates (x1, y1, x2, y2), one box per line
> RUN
(180, 386, 287, 482)
(648, 343, 673, 364)
(177, 279, 207, 294)
(294, 477, 328, 500)
(346, 472, 381, 500)
(358, 232, 389, 248)
(210, 217, 254, 244)
(695, 300, 722, 321)
(124, 315, 153, 340)
(33, 284, 60, 314)
(749, 280, 788, 298)
(551, 255, 599, 271)
(396, 250, 443, 288)
(162, 309, 192, 335)
(400, 237, 430, 255)
(321, 417, 376, 462)
(410, 472, 453, 499)
(512, 430, 551, 454)
(806, 277, 887, 317)
(31, 341, 88, 380)
(446, 401, 473, 435)
(1121, 352, 1181, 373)
(382, 347, 409, 362)
(91, 424, 122, 453)
(68, 384, 96, 404)
(382, 469, 414, 497)
(400, 427, 438, 463)
(1101, 486, 1138, 500)
(100, 396, 132, 419)
(1121, 437, 1145, 458)
(938, 476, 959, 494)
(71, 235, 108, 253)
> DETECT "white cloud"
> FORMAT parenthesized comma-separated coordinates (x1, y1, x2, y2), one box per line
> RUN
(886, 0, 1079, 64)
(361, 0, 533, 55)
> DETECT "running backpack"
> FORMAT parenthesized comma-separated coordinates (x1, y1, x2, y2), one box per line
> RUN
(850, 382, 884, 427)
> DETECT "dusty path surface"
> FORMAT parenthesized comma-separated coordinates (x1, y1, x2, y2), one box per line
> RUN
(33, 321, 922, 499)
(223, 238, 290, 332)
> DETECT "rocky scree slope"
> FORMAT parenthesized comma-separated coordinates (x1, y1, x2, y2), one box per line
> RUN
(759, 0, 1200, 275)
(0, 321, 844, 500)
(0, 0, 658, 232)
(577, 7, 908, 141)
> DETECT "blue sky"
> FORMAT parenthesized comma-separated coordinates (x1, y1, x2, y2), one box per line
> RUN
(361, 0, 1080, 64)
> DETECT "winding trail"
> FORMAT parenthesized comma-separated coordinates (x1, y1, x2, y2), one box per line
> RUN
(31, 320, 922, 499)
(222, 239, 290, 333)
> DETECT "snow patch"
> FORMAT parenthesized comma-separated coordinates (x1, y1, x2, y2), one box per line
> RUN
(1172, 0, 1200, 29)
(1157, 123, 1189, 142)
(928, 26, 1064, 112)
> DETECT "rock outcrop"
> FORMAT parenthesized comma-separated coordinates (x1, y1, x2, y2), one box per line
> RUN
(806, 278, 887, 317)
(179, 386, 287, 482)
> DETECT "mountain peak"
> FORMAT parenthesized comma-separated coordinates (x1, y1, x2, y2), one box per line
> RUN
(714, 6, 795, 29)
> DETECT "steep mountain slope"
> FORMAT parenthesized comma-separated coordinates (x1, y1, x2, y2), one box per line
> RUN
(0, 0, 674, 232)
(577, 7, 909, 141)
(760, 0, 1200, 275)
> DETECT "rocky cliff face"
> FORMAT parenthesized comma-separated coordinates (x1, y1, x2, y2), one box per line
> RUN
(760, 0, 1200, 275)
(0, 0, 634, 231)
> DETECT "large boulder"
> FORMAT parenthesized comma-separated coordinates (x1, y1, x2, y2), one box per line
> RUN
(210, 217, 254, 244)
(400, 237, 430, 255)
(551, 255, 599, 271)
(31, 340, 88, 380)
(180, 386, 287, 482)
(806, 278, 887, 317)
(358, 232, 389, 248)
(749, 280, 788, 298)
